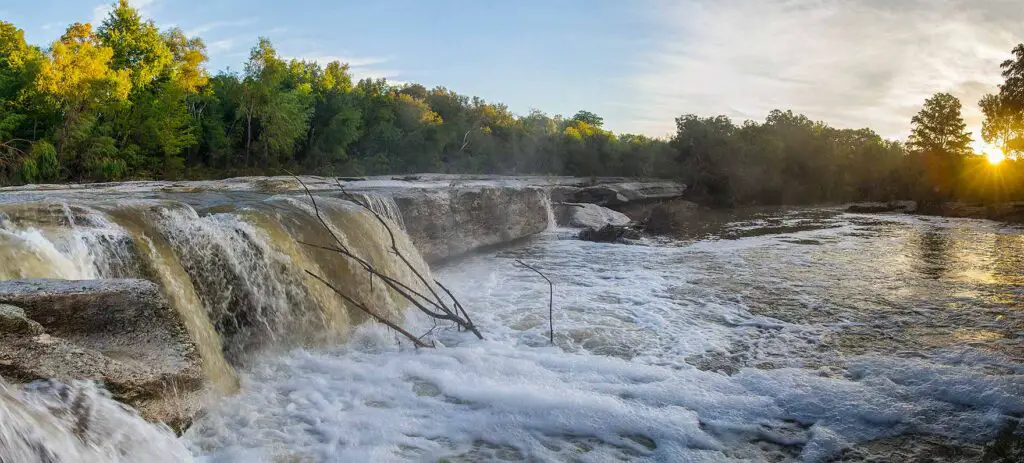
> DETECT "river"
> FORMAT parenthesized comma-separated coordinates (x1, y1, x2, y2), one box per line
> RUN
(181, 208, 1024, 461)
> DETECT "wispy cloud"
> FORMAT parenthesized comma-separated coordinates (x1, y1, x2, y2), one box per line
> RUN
(629, 0, 1023, 139)
(184, 17, 258, 37)
(207, 39, 236, 54)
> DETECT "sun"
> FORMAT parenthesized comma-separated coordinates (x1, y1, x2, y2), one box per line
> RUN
(987, 149, 1006, 165)
(973, 140, 1006, 165)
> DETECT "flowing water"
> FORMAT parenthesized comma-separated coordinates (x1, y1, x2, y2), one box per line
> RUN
(0, 188, 1022, 461)
(184, 209, 1023, 462)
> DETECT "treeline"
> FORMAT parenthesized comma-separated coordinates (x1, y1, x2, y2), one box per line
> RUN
(1, 1, 1023, 208)
(658, 43, 1024, 206)
(0, 1, 669, 185)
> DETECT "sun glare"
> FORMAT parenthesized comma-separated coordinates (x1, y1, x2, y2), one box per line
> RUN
(973, 141, 1006, 165)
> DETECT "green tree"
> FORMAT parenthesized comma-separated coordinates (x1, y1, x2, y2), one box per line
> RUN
(908, 92, 972, 158)
(571, 110, 604, 128)
(907, 93, 972, 200)
(35, 23, 131, 170)
(980, 44, 1024, 158)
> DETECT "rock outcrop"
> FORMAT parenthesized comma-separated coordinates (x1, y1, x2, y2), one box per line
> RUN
(565, 181, 685, 207)
(393, 186, 550, 262)
(0, 279, 204, 431)
(555, 203, 631, 229)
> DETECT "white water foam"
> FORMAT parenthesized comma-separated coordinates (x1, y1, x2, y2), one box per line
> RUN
(187, 218, 1024, 462)
(0, 380, 192, 463)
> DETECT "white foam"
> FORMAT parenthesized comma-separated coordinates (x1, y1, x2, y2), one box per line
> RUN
(188, 220, 1024, 461)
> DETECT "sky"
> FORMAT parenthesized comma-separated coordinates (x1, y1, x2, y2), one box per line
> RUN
(2, 0, 1022, 141)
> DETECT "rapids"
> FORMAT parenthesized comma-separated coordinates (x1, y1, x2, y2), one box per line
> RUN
(0, 184, 1021, 461)
(185, 209, 1024, 462)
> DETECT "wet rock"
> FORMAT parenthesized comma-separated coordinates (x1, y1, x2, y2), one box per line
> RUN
(636, 200, 700, 235)
(0, 304, 43, 335)
(846, 201, 917, 213)
(555, 203, 631, 229)
(578, 224, 640, 243)
(0, 279, 205, 430)
(394, 186, 549, 263)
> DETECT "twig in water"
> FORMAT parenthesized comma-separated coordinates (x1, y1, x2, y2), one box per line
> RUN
(515, 259, 554, 344)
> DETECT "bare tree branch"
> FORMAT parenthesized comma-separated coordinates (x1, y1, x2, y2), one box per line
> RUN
(515, 259, 554, 344)
(305, 270, 431, 348)
(284, 171, 485, 346)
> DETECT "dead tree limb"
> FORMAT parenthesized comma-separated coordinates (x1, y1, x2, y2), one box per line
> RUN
(305, 270, 431, 348)
(515, 259, 554, 344)
(285, 171, 483, 345)
(335, 180, 483, 340)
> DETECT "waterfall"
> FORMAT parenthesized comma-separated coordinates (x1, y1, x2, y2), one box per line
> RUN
(356, 193, 407, 231)
(0, 380, 192, 463)
(0, 193, 434, 393)
(541, 193, 558, 230)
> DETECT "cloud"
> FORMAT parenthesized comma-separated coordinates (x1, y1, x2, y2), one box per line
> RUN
(207, 39, 236, 53)
(184, 18, 258, 37)
(628, 0, 1023, 139)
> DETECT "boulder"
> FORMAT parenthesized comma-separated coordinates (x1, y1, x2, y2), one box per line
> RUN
(627, 200, 700, 236)
(578, 224, 641, 243)
(556, 203, 631, 229)
(0, 279, 205, 431)
(393, 186, 549, 263)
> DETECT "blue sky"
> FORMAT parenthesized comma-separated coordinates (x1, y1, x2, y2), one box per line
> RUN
(3, 1, 1023, 140)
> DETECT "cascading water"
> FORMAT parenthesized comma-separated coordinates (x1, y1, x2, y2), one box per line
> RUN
(0, 192, 436, 457)
(356, 193, 407, 231)
(0, 380, 192, 463)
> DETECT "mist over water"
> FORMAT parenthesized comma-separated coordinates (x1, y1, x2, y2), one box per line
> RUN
(185, 209, 1024, 461)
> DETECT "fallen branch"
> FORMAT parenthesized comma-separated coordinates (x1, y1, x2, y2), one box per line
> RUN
(284, 171, 483, 347)
(305, 270, 431, 348)
(515, 259, 554, 344)
(336, 180, 483, 340)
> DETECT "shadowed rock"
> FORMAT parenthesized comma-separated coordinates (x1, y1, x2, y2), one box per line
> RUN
(0, 279, 204, 431)
(556, 203, 631, 229)
(578, 224, 641, 243)
(393, 186, 549, 262)
(568, 181, 686, 207)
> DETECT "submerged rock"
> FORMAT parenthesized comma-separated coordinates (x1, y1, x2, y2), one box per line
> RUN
(0, 279, 204, 430)
(556, 203, 631, 229)
(578, 224, 641, 243)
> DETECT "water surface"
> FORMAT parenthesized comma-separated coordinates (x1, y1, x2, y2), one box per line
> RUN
(186, 209, 1024, 461)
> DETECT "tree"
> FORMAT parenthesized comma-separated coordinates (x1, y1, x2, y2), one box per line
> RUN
(35, 23, 131, 167)
(97, 0, 172, 89)
(907, 93, 972, 200)
(908, 92, 972, 158)
(980, 44, 1024, 158)
(571, 110, 603, 128)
